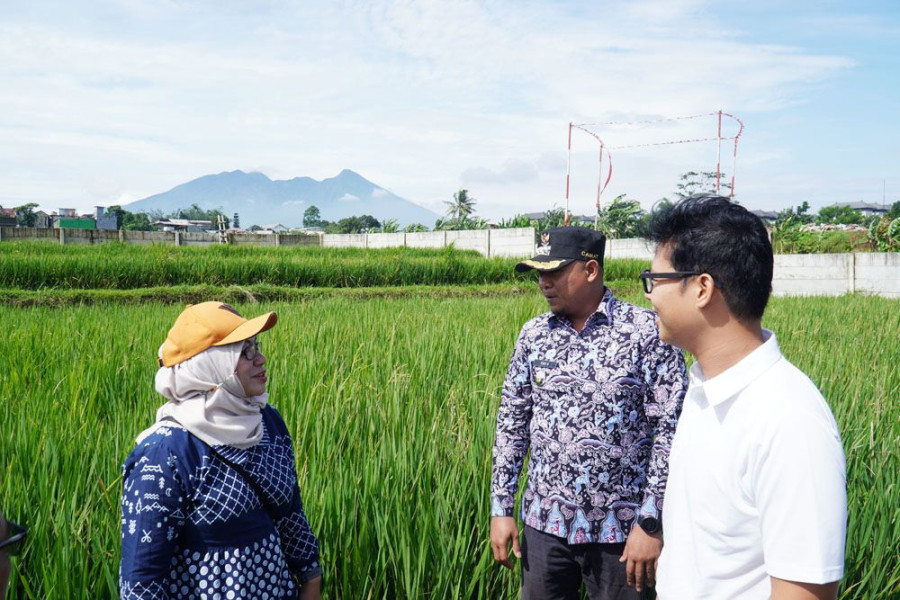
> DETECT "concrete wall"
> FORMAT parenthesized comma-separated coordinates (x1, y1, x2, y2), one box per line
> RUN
(855, 253, 900, 297)
(406, 231, 446, 249)
(62, 228, 120, 245)
(277, 234, 321, 247)
(322, 233, 366, 248)
(322, 227, 535, 258)
(367, 233, 406, 249)
(773, 252, 900, 298)
(606, 238, 653, 261)
(124, 231, 176, 245)
(229, 233, 278, 247)
(446, 229, 489, 254)
(2, 225, 899, 297)
(180, 232, 220, 247)
(0, 227, 58, 242)
(0, 227, 320, 247)
(489, 227, 536, 258)
(772, 254, 850, 297)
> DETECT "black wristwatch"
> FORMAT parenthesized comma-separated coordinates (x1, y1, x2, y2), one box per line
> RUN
(637, 515, 661, 534)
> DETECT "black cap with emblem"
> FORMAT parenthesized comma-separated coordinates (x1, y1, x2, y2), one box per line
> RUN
(515, 227, 606, 273)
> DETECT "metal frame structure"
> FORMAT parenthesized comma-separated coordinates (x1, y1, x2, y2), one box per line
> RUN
(564, 111, 744, 229)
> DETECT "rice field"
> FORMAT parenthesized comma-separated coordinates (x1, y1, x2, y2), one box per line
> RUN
(0, 242, 646, 289)
(1, 288, 897, 599)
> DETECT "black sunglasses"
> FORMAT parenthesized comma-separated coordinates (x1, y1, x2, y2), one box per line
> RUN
(0, 520, 27, 556)
(639, 269, 701, 294)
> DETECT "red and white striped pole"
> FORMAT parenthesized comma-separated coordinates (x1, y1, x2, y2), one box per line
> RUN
(565, 122, 573, 226)
(716, 110, 722, 194)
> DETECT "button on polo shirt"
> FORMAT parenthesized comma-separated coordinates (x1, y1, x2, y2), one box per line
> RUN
(656, 330, 846, 599)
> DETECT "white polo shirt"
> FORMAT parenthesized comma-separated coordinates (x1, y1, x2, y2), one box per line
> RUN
(656, 330, 846, 599)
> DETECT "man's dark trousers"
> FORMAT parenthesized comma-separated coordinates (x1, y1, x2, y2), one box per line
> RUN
(521, 526, 644, 600)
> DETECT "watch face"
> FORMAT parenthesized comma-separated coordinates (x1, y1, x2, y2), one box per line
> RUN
(639, 517, 660, 533)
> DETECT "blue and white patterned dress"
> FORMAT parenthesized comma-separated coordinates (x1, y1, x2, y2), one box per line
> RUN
(120, 405, 321, 600)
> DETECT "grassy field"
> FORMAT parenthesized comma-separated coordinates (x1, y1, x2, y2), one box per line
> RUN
(0, 242, 647, 289)
(1, 290, 897, 599)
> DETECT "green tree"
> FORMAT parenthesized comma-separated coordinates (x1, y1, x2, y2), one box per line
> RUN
(14, 203, 40, 227)
(775, 201, 814, 227)
(496, 214, 533, 228)
(540, 207, 569, 229)
(868, 215, 900, 252)
(303, 205, 327, 228)
(596, 195, 645, 239)
(816, 205, 863, 225)
(107, 205, 155, 231)
(326, 214, 381, 234)
(888, 201, 900, 219)
(403, 223, 429, 233)
(375, 219, 400, 233)
(674, 171, 732, 199)
(444, 189, 476, 225)
(168, 204, 229, 228)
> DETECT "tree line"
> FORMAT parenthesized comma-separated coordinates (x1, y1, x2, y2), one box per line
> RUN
(4, 171, 899, 239)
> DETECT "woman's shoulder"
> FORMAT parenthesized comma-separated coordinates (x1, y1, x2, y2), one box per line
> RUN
(261, 404, 289, 432)
(124, 422, 205, 471)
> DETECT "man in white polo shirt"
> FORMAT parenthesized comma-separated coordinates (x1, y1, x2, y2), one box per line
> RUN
(641, 196, 847, 599)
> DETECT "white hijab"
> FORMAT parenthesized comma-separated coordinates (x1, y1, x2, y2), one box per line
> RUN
(136, 342, 267, 449)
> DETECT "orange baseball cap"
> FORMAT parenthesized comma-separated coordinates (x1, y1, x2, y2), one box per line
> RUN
(158, 301, 278, 367)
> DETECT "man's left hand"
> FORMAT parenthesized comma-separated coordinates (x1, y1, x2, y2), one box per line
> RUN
(620, 523, 662, 592)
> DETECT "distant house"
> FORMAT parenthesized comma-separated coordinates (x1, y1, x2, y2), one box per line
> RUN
(55, 217, 96, 230)
(0, 207, 16, 227)
(751, 210, 779, 224)
(152, 218, 213, 233)
(832, 202, 889, 217)
(259, 224, 289, 234)
(51, 208, 92, 229)
(95, 206, 119, 231)
(34, 210, 51, 229)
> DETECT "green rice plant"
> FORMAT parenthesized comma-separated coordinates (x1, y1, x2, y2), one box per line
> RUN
(0, 242, 647, 289)
(0, 292, 896, 598)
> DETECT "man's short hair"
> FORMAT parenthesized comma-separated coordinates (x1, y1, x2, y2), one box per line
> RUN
(647, 195, 773, 320)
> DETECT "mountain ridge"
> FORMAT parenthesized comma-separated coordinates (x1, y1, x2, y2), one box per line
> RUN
(124, 169, 439, 227)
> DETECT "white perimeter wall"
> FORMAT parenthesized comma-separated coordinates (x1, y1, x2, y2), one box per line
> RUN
(773, 253, 900, 298)
(322, 227, 534, 258)
(605, 238, 654, 260)
(2, 227, 898, 297)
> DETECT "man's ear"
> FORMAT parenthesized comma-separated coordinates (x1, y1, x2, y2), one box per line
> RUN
(585, 260, 603, 283)
(695, 273, 717, 308)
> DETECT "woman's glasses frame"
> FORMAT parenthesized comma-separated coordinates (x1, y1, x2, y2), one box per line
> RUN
(240, 338, 262, 361)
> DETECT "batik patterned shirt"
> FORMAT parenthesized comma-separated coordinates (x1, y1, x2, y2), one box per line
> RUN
(120, 405, 321, 599)
(491, 288, 686, 544)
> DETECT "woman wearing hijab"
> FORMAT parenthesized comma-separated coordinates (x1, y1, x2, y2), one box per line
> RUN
(120, 302, 321, 600)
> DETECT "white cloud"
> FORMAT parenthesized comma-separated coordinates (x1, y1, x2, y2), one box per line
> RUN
(462, 159, 539, 185)
(0, 0, 888, 217)
(337, 193, 360, 202)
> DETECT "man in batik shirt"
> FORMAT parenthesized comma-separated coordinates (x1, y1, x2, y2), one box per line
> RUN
(490, 227, 686, 600)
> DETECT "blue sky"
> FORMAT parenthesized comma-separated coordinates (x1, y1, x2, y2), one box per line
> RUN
(1, 0, 897, 221)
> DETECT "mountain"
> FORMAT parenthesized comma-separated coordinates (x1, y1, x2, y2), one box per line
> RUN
(124, 169, 440, 228)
